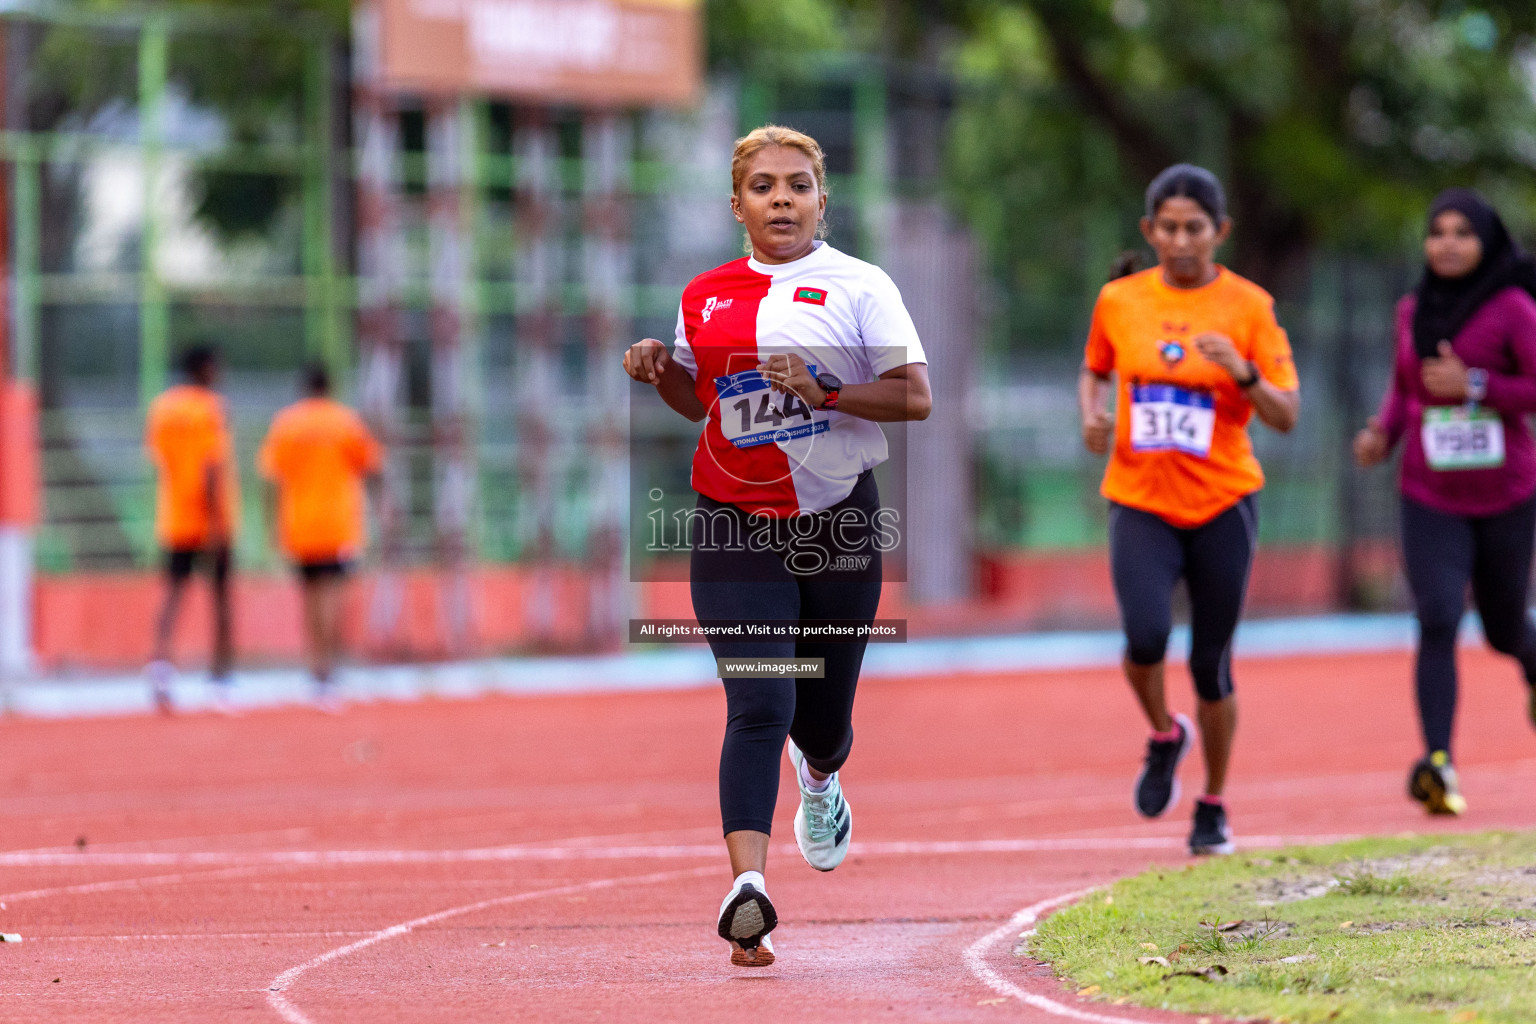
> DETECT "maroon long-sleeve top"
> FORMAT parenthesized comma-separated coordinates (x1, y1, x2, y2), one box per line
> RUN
(1376, 285, 1536, 517)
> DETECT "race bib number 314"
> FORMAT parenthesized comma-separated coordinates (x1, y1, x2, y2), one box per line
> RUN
(714, 366, 831, 449)
(1422, 406, 1505, 471)
(1130, 384, 1216, 458)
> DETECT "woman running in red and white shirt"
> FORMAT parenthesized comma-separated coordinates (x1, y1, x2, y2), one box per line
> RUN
(623, 125, 931, 967)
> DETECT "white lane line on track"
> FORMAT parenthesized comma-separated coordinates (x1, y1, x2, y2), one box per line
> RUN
(964, 887, 1162, 1024)
(265, 865, 715, 1024)
(0, 834, 1355, 868)
(0, 865, 276, 903)
(42, 931, 377, 941)
(0, 826, 319, 859)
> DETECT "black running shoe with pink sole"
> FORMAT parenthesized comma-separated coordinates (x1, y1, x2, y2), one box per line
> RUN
(1134, 712, 1193, 818)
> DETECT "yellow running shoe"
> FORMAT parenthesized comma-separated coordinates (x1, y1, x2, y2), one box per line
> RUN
(1408, 750, 1466, 816)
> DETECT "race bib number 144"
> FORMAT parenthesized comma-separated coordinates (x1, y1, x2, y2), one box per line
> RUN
(1130, 384, 1216, 458)
(714, 365, 831, 449)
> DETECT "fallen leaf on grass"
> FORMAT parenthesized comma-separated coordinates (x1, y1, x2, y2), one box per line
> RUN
(1162, 966, 1228, 983)
(977, 998, 1007, 1006)
(1338, 921, 1353, 930)
(1103, 896, 1114, 906)
(1278, 954, 1316, 963)
(1137, 957, 1170, 967)
(1077, 985, 1101, 997)
(1453, 1013, 1477, 1024)
(1140, 942, 1159, 950)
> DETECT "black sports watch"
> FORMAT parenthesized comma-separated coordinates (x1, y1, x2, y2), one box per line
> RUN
(1235, 361, 1260, 388)
(814, 371, 843, 410)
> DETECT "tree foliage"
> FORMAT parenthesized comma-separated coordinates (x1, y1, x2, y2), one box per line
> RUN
(708, 0, 1536, 299)
(947, 1, 1536, 295)
(22, 1, 1536, 293)
(27, 0, 345, 243)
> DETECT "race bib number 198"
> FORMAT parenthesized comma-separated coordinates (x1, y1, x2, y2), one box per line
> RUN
(1130, 384, 1216, 458)
(714, 365, 831, 449)
(1422, 406, 1505, 471)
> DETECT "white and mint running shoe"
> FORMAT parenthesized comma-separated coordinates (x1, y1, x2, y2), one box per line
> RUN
(787, 739, 852, 872)
(717, 874, 776, 967)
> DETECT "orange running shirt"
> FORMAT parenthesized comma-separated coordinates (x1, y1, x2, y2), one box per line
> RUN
(258, 398, 383, 562)
(145, 384, 240, 549)
(1084, 266, 1298, 528)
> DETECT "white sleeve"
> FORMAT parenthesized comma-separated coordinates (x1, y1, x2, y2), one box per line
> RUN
(670, 303, 697, 377)
(858, 268, 928, 376)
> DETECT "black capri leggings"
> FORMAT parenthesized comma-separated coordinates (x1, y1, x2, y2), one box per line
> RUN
(1400, 494, 1536, 757)
(1109, 495, 1258, 702)
(691, 471, 883, 837)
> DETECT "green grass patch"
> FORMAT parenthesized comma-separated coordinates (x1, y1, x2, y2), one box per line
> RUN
(1029, 831, 1536, 1023)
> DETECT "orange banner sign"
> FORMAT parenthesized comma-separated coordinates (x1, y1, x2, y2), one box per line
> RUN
(377, 0, 702, 107)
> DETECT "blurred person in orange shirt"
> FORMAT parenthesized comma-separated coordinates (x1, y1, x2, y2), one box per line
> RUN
(144, 345, 240, 713)
(259, 364, 383, 709)
(1078, 165, 1300, 857)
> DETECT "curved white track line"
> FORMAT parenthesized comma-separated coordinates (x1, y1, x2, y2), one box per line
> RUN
(964, 887, 1162, 1024)
(265, 865, 715, 1024)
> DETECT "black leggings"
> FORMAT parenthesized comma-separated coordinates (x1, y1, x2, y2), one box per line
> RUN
(691, 472, 883, 836)
(1109, 496, 1258, 702)
(1400, 494, 1536, 756)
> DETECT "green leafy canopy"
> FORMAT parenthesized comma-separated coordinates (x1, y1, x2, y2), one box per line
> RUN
(711, 1, 1536, 297)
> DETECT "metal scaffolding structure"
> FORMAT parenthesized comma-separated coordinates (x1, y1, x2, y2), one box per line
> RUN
(351, 5, 410, 653)
(581, 112, 632, 646)
(425, 94, 474, 654)
(511, 110, 560, 645)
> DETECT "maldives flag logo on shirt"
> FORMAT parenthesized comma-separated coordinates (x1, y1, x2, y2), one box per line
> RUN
(794, 287, 828, 306)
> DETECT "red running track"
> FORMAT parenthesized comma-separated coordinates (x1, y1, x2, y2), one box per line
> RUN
(2, 648, 1535, 1023)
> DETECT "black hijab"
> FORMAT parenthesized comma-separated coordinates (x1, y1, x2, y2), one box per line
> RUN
(1412, 187, 1536, 359)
